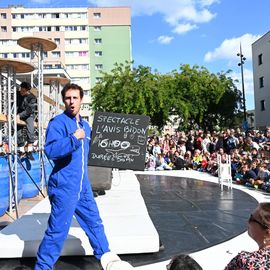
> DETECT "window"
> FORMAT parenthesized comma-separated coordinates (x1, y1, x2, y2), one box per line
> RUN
(82, 116, 89, 122)
(259, 76, 264, 88)
(1, 53, 8, 58)
(83, 90, 90, 96)
(93, 12, 101, 18)
(258, 54, 263, 65)
(44, 64, 52, 69)
(52, 51, 61, 58)
(95, 64, 103, 70)
(94, 38, 102, 44)
(261, 100, 265, 111)
(54, 38, 60, 45)
(95, 77, 102, 83)
(1, 26, 7, 32)
(21, 52, 30, 58)
(82, 104, 91, 110)
(95, 51, 102, 57)
(1, 13, 7, 19)
(94, 26, 101, 31)
(79, 51, 88, 57)
(52, 13, 60, 18)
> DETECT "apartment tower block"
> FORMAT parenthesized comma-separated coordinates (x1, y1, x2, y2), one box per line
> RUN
(0, 6, 131, 121)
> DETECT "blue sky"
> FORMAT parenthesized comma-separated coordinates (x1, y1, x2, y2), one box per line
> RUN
(1, 0, 269, 110)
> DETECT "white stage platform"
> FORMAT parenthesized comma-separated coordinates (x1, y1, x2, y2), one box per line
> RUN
(0, 170, 160, 258)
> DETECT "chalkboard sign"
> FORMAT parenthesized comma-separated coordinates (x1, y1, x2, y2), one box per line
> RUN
(88, 111, 150, 170)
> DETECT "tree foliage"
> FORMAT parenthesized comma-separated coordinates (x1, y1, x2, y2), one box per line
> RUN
(91, 62, 242, 131)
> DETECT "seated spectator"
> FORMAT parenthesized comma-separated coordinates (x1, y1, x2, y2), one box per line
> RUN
(240, 163, 257, 186)
(244, 137, 260, 152)
(199, 151, 209, 172)
(224, 202, 270, 270)
(192, 149, 203, 170)
(156, 153, 172, 171)
(167, 254, 202, 270)
(145, 152, 156, 171)
(230, 150, 242, 179)
(184, 150, 193, 170)
(254, 163, 270, 188)
(164, 151, 174, 168)
(174, 150, 186, 170)
(152, 141, 162, 156)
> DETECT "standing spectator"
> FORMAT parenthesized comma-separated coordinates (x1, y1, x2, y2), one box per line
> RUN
(17, 81, 37, 153)
(202, 133, 211, 153)
(215, 133, 224, 152)
(194, 131, 203, 151)
(225, 129, 238, 154)
(186, 135, 195, 154)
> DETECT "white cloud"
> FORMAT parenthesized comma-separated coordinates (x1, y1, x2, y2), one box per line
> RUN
(88, 0, 217, 34)
(199, 0, 219, 7)
(157, 35, 174, 44)
(231, 68, 254, 96)
(204, 33, 261, 62)
(172, 23, 197, 35)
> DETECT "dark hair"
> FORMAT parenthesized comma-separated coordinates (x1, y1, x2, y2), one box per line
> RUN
(257, 203, 270, 229)
(20, 82, 31, 91)
(61, 83, 83, 101)
(168, 254, 202, 270)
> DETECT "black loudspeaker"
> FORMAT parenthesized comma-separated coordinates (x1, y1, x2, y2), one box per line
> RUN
(88, 166, 112, 191)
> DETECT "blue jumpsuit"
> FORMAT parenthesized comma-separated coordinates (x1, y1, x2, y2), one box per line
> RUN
(35, 112, 110, 270)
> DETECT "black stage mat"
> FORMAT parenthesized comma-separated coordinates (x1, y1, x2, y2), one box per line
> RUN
(0, 174, 258, 269)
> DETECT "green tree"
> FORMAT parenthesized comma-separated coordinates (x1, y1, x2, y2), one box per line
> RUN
(91, 62, 172, 130)
(91, 63, 242, 131)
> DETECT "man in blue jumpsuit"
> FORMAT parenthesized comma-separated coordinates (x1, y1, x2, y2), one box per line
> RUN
(35, 83, 110, 270)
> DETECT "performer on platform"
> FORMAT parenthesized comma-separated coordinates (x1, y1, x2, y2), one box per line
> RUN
(17, 81, 37, 154)
(35, 83, 110, 270)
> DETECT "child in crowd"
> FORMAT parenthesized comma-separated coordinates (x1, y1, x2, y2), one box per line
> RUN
(192, 149, 203, 170)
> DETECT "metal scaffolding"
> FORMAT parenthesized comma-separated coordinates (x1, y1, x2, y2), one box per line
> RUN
(17, 37, 57, 192)
(0, 59, 34, 216)
(43, 76, 70, 120)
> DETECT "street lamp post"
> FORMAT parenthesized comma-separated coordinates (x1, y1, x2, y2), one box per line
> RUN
(237, 43, 247, 124)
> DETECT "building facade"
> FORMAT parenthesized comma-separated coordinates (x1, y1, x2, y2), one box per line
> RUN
(252, 31, 270, 129)
(0, 6, 131, 121)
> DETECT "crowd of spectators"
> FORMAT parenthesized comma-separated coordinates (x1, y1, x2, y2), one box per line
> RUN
(145, 127, 270, 192)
